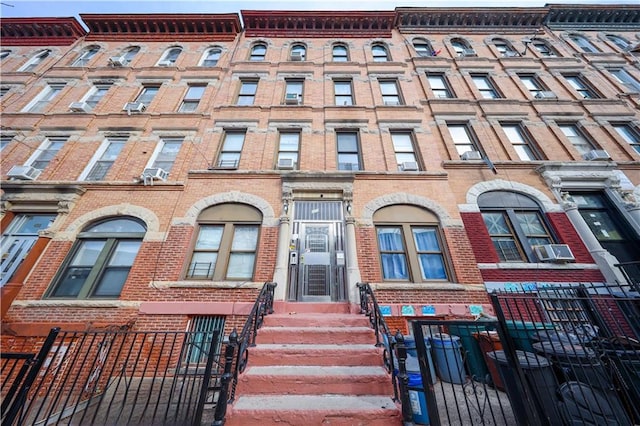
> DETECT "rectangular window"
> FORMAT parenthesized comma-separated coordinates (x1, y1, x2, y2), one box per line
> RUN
(187, 223, 259, 280)
(377, 227, 408, 280)
(1, 135, 12, 151)
(564, 75, 597, 99)
(518, 74, 545, 98)
(612, 123, 640, 154)
(379, 80, 402, 105)
(391, 131, 419, 170)
(277, 132, 300, 169)
(427, 73, 453, 99)
(179, 85, 206, 112)
(502, 124, 539, 161)
(237, 80, 258, 106)
(84, 84, 110, 109)
(81, 137, 127, 181)
(28, 136, 68, 170)
(184, 316, 225, 364)
(217, 131, 245, 169)
(334, 80, 353, 106)
(412, 227, 447, 280)
(24, 83, 65, 113)
(336, 131, 360, 170)
(608, 68, 640, 92)
(471, 74, 500, 99)
(482, 211, 552, 262)
(559, 124, 594, 156)
(284, 79, 303, 105)
(150, 137, 183, 173)
(533, 42, 556, 57)
(135, 85, 159, 106)
(447, 123, 480, 158)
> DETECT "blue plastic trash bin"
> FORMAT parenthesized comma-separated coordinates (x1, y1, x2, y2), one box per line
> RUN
(408, 371, 430, 425)
(431, 333, 466, 384)
(404, 336, 437, 385)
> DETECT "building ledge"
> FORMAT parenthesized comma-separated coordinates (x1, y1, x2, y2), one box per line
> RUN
(478, 262, 600, 270)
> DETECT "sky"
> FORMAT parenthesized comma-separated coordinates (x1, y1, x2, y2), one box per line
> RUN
(1, 0, 638, 21)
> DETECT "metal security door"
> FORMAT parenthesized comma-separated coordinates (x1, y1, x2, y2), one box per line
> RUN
(290, 201, 346, 302)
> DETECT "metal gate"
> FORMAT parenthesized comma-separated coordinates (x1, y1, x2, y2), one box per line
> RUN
(289, 201, 346, 302)
(1, 325, 223, 426)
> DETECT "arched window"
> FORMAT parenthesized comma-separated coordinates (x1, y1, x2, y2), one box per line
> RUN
(201, 47, 222, 67)
(569, 34, 599, 53)
(479, 191, 554, 263)
(371, 43, 390, 62)
(332, 44, 349, 62)
(374, 205, 449, 282)
(19, 49, 51, 72)
(531, 39, 558, 57)
(187, 203, 262, 280)
(72, 45, 100, 67)
(158, 47, 182, 66)
(492, 38, 519, 57)
(606, 34, 630, 51)
(290, 44, 306, 61)
(451, 38, 474, 57)
(47, 217, 146, 298)
(122, 46, 140, 64)
(412, 38, 433, 57)
(250, 43, 267, 61)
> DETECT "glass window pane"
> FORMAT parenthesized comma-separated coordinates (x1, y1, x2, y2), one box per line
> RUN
(70, 240, 106, 265)
(377, 227, 404, 251)
(380, 254, 408, 279)
(482, 213, 510, 234)
(188, 252, 217, 278)
(53, 267, 91, 297)
(226, 253, 255, 279)
(413, 228, 440, 251)
(337, 134, 358, 151)
(196, 226, 223, 249)
(87, 218, 145, 233)
(224, 133, 245, 150)
(492, 238, 522, 262)
(108, 241, 141, 266)
(516, 212, 546, 235)
(418, 254, 447, 279)
(93, 269, 128, 297)
(392, 134, 413, 152)
(231, 226, 258, 251)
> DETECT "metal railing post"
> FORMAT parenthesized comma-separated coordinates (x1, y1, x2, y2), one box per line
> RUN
(395, 332, 414, 424)
(213, 330, 237, 425)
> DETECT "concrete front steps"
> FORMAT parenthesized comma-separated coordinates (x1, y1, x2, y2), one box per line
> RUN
(225, 303, 402, 426)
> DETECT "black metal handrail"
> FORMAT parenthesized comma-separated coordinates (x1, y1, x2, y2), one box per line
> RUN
(213, 281, 276, 425)
(614, 261, 640, 291)
(357, 282, 413, 424)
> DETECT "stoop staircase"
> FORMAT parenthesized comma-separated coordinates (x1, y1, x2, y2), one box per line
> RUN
(225, 302, 402, 425)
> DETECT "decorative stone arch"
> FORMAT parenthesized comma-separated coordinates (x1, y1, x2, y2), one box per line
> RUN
(55, 203, 161, 242)
(460, 179, 560, 213)
(178, 191, 277, 227)
(361, 192, 460, 227)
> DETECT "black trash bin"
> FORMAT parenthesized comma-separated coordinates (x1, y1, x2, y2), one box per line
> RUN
(558, 381, 632, 426)
(487, 350, 562, 426)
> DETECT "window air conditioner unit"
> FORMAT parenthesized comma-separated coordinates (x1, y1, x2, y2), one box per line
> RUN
(290, 52, 303, 61)
(462, 48, 477, 57)
(401, 161, 419, 171)
(534, 244, 575, 263)
(535, 91, 557, 99)
(583, 149, 611, 161)
(284, 93, 300, 105)
(7, 165, 41, 180)
(69, 101, 91, 112)
(157, 59, 174, 67)
(277, 158, 295, 170)
(461, 150, 482, 160)
(384, 100, 400, 106)
(123, 102, 146, 113)
(503, 50, 520, 57)
(141, 167, 168, 182)
(109, 56, 128, 67)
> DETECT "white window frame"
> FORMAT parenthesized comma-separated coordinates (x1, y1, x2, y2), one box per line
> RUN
(200, 47, 222, 67)
(78, 137, 127, 181)
(471, 74, 501, 99)
(502, 123, 539, 161)
(447, 123, 480, 158)
(72, 46, 100, 67)
(145, 137, 183, 174)
(608, 68, 640, 92)
(178, 85, 206, 112)
(158, 47, 182, 66)
(22, 83, 65, 113)
(19, 49, 51, 72)
(558, 124, 595, 156)
(277, 131, 300, 170)
(25, 136, 68, 171)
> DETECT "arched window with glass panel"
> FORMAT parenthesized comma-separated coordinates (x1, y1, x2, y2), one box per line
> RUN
(19, 49, 51, 72)
(605, 34, 630, 51)
(158, 47, 182, 66)
(371, 43, 390, 62)
(479, 191, 555, 263)
(72, 45, 100, 67)
(201, 47, 222, 67)
(569, 34, 599, 53)
(531, 39, 558, 57)
(412, 38, 433, 57)
(250, 43, 267, 61)
(47, 217, 146, 299)
(290, 44, 306, 61)
(332, 44, 349, 62)
(451, 38, 474, 57)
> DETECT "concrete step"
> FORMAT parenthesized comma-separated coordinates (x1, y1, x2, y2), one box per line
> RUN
(264, 313, 370, 328)
(237, 365, 393, 395)
(248, 343, 383, 366)
(255, 326, 375, 345)
(273, 301, 354, 314)
(226, 394, 402, 426)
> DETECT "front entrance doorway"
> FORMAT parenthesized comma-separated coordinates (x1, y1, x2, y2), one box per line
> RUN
(288, 201, 346, 302)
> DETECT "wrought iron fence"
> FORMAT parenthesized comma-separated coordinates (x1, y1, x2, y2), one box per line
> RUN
(1, 324, 223, 426)
(212, 281, 276, 425)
